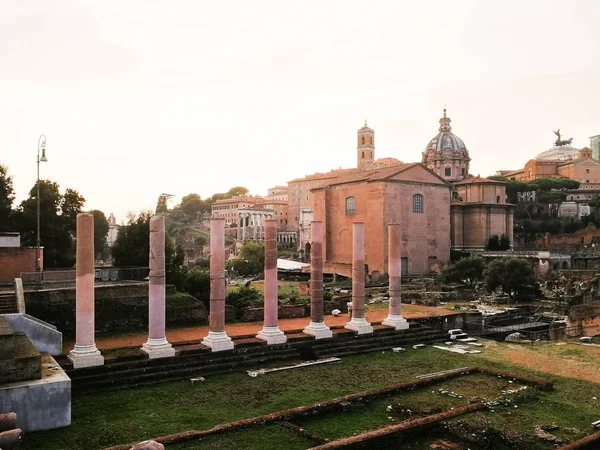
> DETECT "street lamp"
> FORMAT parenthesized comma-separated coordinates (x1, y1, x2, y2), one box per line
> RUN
(36, 135, 48, 274)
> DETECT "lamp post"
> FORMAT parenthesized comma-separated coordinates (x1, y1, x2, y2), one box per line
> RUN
(36, 135, 48, 274)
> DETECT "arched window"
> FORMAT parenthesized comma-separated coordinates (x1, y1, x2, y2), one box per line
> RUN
(362, 151, 365, 158)
(361, 136, 365, 145)
(345, 197, 356, 215)
(413, 194, 424, 213)
(369, 136, 373, 145)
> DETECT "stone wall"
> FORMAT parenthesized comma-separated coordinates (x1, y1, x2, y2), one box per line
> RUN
(24, 283, 207, 334)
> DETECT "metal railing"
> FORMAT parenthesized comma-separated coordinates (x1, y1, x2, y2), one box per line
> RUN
(20, 266, 150, 287)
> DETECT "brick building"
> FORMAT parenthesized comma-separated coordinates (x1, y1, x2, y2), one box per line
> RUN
(289, 110, 514, 276)
(312, 163, 450, 277)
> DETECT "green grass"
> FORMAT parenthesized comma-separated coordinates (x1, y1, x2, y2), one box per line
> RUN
(170, 425, 317, 450)
(24, 347, 600, 450)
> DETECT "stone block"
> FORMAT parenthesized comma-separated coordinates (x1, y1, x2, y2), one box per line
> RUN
(0, 354, 71, 431)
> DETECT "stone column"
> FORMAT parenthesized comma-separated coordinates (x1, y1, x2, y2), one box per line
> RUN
(236, 215, 242, 240)
(382, 223, 409, 330)
(242, 214, 247, 241)
(68, 213, 104, 368)
(201, 219, 234, 351)
(303, 221, 332, 339)
(256, 219, 287, 344)
(252, 214, 258, 241)
(142, 216, 176, 358)
(345, 222, 373, 334)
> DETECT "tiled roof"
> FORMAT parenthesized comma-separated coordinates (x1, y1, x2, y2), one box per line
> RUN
(454, 175, 506, 185)
(311, 163, 444, 188)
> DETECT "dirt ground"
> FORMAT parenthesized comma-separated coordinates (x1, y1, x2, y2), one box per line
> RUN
(481, 339, 600, 384)
(62, 303, 454, 353)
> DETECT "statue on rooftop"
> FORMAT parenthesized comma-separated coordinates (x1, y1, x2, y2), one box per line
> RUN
(553, 129, 573, 147)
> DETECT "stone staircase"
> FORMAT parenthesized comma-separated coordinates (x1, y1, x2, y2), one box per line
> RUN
(62, 323, 448, 395)
(0, 292, 18, 315)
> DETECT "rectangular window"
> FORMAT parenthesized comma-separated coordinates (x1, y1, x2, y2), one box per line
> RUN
(445, 167, 451, 177)
(586, 169, 590, 173)
(412, 194, 424, 213)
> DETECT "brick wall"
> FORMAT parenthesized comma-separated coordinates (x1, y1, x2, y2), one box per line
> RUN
(0, 247, 41, 283)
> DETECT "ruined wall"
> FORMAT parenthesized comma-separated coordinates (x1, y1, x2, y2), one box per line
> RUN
(24, 283, 206, 334)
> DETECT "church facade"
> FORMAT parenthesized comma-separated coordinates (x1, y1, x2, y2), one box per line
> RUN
(291, 110, 514, 276)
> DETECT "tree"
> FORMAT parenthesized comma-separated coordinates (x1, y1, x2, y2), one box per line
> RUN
(486, 235, 501, 251)
(90, 210, 109, 259)
(184, 269, 210, 309)
(156, 193, 173, 214)
(227, 186, 249, 197)
(14, 180, 85, 268)
(484, 258, 536, 299)
(111, 212, 156, 267)
(226, 241, 266, 277)
(0, 165, 15, 231)
(441, 256, 486, 287)
(499, 234, 510, 250)
(111, 212, 185, 287)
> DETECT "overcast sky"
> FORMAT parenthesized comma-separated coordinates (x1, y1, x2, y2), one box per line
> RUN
(2, 0, 599, 223)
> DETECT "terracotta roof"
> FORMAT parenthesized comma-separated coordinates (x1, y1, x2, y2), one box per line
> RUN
(311, 163, 448, 188)
(287, 168, 356, 184)
(454, 175, 506, 185)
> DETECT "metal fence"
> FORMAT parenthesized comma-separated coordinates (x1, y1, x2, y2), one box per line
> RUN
(20, 267, 150, 287)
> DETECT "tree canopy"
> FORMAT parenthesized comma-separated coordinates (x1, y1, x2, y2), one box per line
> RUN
(90, 210, 109, 257)
(0, 165, 15, 232)
(484, 258, 536, 299)
(13, 180, 85, 268)
(440, 256, 486, 287)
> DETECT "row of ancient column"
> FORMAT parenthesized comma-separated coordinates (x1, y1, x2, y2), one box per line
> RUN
(236, 212, 273, 241)
(67, 214, 409, 369)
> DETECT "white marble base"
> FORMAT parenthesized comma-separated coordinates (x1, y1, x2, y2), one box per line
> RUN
(382, 314, 410, 330)
(201, 331, 234, 352)
(303, 321, 333, 339)
(68, 344, 104, 369)
(141, 337, 176, 359)
(345, 317, 374, 335)
(256, 326, 288, 344)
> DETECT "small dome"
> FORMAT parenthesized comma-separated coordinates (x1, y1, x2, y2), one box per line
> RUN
(421, 109, 471, 182)
(422, 109, 469, 160)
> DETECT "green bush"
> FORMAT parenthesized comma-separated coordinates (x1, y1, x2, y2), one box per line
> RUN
(226, 286, 263, 316)
(185, 269, 210, 309)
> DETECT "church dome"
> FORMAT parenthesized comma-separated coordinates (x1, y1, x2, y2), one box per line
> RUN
(421, 109, 471, 182)
(422, 109, 469, 160)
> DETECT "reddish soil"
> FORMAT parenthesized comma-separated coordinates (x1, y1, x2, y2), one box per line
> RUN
(62, 304, 455, 353)
(482, 340, 600, 384)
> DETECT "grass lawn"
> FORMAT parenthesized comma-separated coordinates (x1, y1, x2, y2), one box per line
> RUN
(25, 344, 600, 450)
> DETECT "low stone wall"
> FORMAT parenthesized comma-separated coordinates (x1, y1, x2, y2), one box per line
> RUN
(239, 299, 350, 323)
(24, 284, 206, 335)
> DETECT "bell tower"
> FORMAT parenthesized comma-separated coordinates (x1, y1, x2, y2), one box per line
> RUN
(357, 120, 375, 170)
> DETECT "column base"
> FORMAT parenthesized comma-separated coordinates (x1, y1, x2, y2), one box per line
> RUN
(201, 331, 235, 352)
(256, 326, 288, 345)
(303, 321, 333, 339)
(345, 317, 374, 335)
(142, 337, 176, 359)
(382, 315, 410, 330)
(68, 344, 104, 369)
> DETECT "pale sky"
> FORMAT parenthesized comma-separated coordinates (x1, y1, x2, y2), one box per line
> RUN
(2, 0, 599, 223)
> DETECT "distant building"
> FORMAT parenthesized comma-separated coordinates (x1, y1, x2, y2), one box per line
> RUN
(107, 213, 119, 247)
(591, 134, 600, 161)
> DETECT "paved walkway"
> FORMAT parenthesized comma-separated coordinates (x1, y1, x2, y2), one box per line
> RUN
(62, 304, 455, 353)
